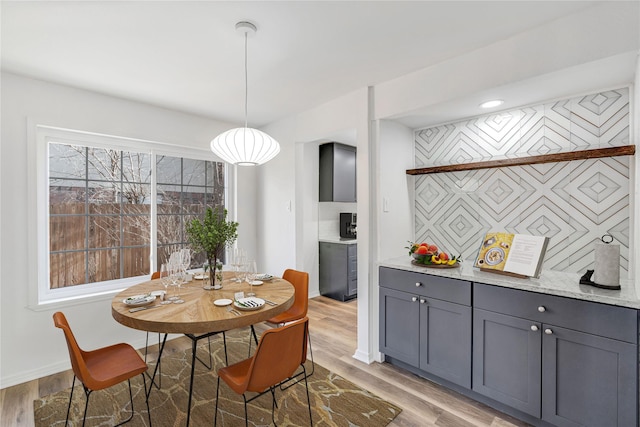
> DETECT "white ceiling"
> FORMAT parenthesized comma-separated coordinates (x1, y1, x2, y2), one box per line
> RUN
(2, 1, 638, 130)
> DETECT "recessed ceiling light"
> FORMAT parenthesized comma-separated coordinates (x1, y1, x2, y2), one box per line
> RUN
(480, 99, 504, 109)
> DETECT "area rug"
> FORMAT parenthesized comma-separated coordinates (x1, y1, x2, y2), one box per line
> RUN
(34, 329, 401, 426)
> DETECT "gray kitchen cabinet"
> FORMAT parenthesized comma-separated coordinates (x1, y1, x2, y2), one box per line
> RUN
(473, 308, 542, 417)
(473, 283, 638, 427)
(542, 325, 637, 427)
(379, 267, 472, 388)
(379, 286, 420, 366)
(419, 296, 472, 388)
(319, 242, 357, 301)
(319, 142, 356, 202)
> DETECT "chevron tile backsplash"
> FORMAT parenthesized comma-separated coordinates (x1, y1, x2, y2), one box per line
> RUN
(414, 88, 631, 276)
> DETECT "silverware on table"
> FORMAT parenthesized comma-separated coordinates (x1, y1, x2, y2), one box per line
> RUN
(129, 305, 163, 313)
(263, 299, 277, 306)
(226, 306, 241, 316)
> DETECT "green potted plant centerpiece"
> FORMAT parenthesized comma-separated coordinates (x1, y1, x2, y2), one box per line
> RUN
(185, 206, 238, 289)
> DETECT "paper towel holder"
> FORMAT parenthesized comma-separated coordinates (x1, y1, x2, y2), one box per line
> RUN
(579, 234, 621, 290)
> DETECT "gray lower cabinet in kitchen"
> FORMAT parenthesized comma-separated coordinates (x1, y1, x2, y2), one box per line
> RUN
(379, 267, 472, 388)
(319, 242, 357, 301)
(473, 283, 638, 427)
(379, 267, 639, 427)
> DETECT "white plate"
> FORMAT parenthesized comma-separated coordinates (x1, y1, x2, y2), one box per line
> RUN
(255, 274, 273, 281)
(193, 274, 209, 280)
(234, 297, 265, 311)
(214, 298, 232, 307)
(123, 294, 155, 306)
(249, 280, 263, 286)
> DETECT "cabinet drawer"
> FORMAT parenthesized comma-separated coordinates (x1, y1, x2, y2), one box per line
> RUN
(379, 267, 471, 306)
(474, 283, 638, 343)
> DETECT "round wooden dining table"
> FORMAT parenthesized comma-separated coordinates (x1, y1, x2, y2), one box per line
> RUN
(111, 272, 294, 427)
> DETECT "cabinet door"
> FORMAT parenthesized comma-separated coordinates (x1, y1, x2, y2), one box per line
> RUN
(542, 325, 638, 427)
(419, 297, 471, 388)
(473, 308, 542, 417)
(379, 287, 420, 366)
(332, 144, 356, 202)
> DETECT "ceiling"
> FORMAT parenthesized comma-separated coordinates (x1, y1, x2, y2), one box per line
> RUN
(2, 1, 638, 130)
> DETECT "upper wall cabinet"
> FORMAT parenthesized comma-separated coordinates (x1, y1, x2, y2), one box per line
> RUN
(319, 142, 357, 202)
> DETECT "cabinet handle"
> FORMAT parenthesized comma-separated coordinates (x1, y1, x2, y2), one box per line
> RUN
(530, 325, 539, 331)
(415, 282, 421, 287)
(544, 328, 553, 335)
(411, 296, 418, 302)
(538, 306, 546, 313)
(420, 298, 426, 304)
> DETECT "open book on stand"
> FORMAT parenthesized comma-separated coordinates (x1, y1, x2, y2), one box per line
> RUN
(474, 232, 550, 278)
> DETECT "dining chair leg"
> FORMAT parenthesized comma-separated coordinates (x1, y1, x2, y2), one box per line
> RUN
(213, 376, 221, 426)
(270, 386, 277, 426)
(113, 378, 136, 426)
(243, 395, 249, 427)
(65, 375, 76, 426)
(302, 365, 313, 426)
(81, 386, 92, 427)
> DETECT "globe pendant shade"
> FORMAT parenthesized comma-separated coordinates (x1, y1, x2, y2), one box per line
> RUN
(210, 127, 280, 166)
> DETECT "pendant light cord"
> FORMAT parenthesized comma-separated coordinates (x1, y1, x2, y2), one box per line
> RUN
(244, 31, 249, 129)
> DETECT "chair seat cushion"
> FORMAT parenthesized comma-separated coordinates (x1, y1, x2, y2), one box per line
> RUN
(84, 343, 147, 390)
(218, 357, 254, 394)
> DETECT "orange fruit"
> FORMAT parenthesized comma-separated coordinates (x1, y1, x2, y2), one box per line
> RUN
(439, 252, 449, 261)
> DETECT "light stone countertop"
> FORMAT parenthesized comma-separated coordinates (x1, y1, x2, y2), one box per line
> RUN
(319, 237, 357, 245)
(379, 256, 640, 309)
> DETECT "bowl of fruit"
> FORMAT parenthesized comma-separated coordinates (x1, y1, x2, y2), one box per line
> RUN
(407, 241, 461, 268)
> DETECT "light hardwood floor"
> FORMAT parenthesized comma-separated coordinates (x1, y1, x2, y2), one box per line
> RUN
(0, 296, 529, 426)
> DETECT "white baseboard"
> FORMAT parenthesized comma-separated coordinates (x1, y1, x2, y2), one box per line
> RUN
(0, 334, 180, 389)
(352, 348, 373, 364)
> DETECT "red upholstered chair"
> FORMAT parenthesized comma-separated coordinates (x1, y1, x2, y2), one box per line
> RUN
(215, 317, 312, 426)
(53, 312, 151, 427)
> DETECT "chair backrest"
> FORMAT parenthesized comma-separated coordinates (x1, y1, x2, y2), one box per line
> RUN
(282, 269, 309, 319)
(245, 317, 309, 393)
(151, 271, 160, 280)
(53, 312, 92, 387)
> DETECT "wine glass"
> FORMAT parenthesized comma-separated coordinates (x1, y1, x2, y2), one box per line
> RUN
(180, 248, 191, 275)
(159, 263, 172, 305)
(246, 260, 257, 297)
(167, 260, 179, 301)
(171, 262, 185, 303)
(231, 248, 246, 282)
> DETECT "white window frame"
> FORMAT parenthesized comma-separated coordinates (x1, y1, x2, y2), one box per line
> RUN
(28, 123, 231, 310)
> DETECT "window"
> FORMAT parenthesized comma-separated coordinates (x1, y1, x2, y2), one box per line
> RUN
(34, 125, 227, 305)
(156, 156, 225, 268)
(49, 144, 152, 287)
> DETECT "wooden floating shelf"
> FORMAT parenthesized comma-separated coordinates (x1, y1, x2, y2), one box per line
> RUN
(406, 145, 636, 175)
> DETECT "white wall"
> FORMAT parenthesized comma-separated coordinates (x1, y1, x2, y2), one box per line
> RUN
(0, 72, 244, 387)
(377, 120, 415, 262)
(258, 89, 373, 360)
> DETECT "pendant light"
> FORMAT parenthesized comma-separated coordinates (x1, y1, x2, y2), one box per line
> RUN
(210, 21, 280, 166)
